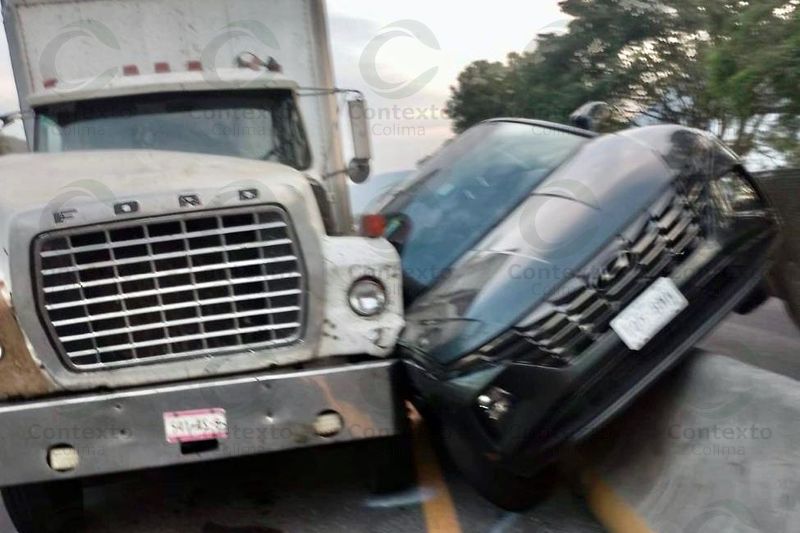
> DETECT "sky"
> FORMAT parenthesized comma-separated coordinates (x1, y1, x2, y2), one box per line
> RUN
(0, 0, 568, 173)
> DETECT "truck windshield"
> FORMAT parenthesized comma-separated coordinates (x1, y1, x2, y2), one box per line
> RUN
(34, 90, 311, 169)
(380, 121, 590, 299)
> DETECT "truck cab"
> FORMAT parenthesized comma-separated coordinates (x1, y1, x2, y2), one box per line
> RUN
(0, 1, 405, 530)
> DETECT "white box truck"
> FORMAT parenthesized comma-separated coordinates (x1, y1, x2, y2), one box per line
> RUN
(0, 1, 406, 530)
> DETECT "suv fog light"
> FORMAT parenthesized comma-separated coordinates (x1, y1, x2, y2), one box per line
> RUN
(348, 278, 387, 317)
(477, 387, 513, 422)
(47, 445, 79, 472)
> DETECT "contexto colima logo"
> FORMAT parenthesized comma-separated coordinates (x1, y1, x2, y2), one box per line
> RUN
(523, 19, 571, 54)
(39, 20, 121, 94)
(518, 178, 600, 259)
(359, 20, 441, 99)
(201, 20, 280, 87)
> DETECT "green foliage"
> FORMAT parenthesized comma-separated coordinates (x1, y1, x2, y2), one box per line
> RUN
(446, 0, 800, 161)
(445, 60, 512, 133)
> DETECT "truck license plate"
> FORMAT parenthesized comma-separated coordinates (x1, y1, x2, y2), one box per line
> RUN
(163, 408, 228, 444)
(610, 278, 688, 351)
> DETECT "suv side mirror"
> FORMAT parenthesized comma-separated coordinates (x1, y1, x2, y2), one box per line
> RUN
(569, 101, 612, 132)
(347, 98, 371, 183)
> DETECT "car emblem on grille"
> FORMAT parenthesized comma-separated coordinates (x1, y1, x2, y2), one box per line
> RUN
(179, 194, 202, 208)
(592, 250, 636, 292)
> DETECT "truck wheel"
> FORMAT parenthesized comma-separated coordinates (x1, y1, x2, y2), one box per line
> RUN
(442, 422, 556, 511)
(367, 433, 417, 494)
(2, 480, 84, 533)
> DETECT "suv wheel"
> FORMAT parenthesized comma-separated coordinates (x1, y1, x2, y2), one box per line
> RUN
(442, 422, 556, 511)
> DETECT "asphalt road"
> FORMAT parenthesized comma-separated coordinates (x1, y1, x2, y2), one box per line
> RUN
(586, 299, 800, 532)
(697, 298, 800, 380)
(2, 299, 797, 533)
(77, 443, 602, 533)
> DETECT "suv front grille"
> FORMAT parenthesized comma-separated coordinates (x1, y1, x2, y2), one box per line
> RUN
(482, 182, 709, 366)
(34, 206, 305, 370)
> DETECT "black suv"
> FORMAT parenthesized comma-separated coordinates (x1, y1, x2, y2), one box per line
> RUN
(378, 119, 779, 509)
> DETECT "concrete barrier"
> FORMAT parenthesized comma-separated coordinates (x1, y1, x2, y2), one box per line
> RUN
(754, 170, 800, 326)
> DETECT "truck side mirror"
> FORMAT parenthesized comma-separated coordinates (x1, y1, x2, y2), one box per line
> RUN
(569, 101, 612, 132)
(347, 98, 371, 183)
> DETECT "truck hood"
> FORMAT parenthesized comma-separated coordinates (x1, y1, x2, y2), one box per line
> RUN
(402, 125, 733, 366)
(0, 149, 322, 286)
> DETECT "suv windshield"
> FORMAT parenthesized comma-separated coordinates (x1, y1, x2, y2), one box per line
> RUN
(381, 121, 589, 299)
(34, 90, 311, 169)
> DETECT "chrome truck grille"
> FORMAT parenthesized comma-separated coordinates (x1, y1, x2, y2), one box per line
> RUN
(33, 207, 305, 370)
(484, 182, 709, 366)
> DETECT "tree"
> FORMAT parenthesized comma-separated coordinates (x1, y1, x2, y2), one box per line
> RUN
(445, 60, 512, 133)
(708, 0, 800, 161)
(446, 0, 800, 162)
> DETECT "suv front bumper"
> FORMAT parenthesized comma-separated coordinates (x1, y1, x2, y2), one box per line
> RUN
(406, 225, 778, 476)
(0, 360, 404, 487)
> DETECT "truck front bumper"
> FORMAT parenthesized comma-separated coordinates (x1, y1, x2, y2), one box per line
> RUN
(0, 360, 404, 487)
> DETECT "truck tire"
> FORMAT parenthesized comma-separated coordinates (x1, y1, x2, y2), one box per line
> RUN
(367, 433, 417, 494)
(442, 422, 556, 511)
(2, 480, 84, 533)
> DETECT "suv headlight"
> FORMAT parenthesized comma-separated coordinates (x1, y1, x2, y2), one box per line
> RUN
(710, 171, 766, 217)
(348, 278, 387, 317)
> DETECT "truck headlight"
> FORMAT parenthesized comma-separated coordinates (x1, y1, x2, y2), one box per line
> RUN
(710, 171, 766, 217)
(348, 278, 387, 317)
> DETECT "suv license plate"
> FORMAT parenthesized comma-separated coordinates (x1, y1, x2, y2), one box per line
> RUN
(610, 277, 688, 351)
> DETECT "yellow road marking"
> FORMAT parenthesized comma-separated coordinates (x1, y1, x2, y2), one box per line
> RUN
(582, 470, 657, 533)
(409, 408, 463, 533)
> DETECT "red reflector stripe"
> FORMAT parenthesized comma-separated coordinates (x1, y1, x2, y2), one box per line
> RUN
(187, 60, 203, 71)
(123, 65, 139, 76)
(43, 78, 57, 88)
(154, 62, 170, 73)
(361, 214, 386, 238)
